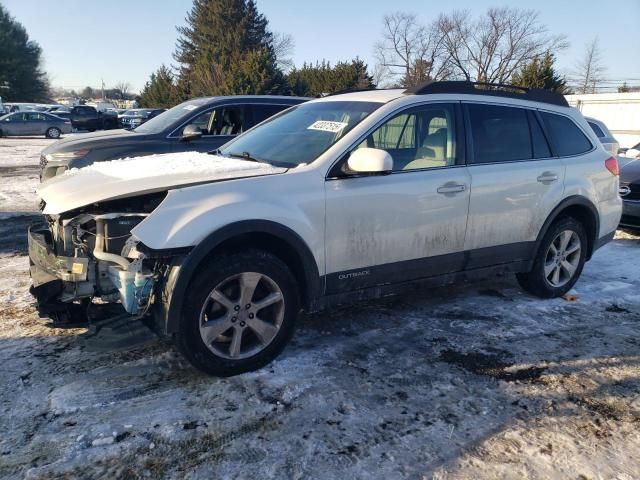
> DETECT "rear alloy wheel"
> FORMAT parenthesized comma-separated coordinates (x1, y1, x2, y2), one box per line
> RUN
(45, 127, 61, 139)
(176, 250, 299, 376)
(544, 230, 582, 288)
(517, 216, 587, 298)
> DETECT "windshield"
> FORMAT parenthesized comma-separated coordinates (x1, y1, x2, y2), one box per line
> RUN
(134, 99, 210, 134)
(219, 101, 382, 166)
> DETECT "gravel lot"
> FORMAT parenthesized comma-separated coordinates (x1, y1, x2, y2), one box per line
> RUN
(0, 136, 639, 479)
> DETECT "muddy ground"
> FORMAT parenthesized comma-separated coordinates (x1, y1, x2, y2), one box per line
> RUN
(0, 137, 639, 479)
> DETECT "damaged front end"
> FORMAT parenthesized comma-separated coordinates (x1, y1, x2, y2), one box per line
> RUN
(29, 193, 176, 325)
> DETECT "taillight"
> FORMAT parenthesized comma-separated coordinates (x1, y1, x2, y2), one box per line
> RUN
(605, 156, 619, 176)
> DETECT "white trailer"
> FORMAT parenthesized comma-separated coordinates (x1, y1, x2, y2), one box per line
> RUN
(566, 92, 640, 149)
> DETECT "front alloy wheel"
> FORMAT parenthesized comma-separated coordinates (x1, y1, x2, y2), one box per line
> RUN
(199, 272, 285, 359)
(176, 250, 299, 376)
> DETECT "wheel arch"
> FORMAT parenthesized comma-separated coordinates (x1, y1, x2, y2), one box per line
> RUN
(163, 220, 322, 334)
(535, 196, 600, 261)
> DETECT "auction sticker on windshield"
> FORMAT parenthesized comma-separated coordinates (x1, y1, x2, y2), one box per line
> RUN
(307, 120, 348, 133)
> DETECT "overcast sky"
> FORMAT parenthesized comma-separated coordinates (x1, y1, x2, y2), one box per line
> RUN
(2, 0, 639, 93)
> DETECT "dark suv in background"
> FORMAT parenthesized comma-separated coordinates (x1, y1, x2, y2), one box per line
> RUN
(119, 108, 166, 129)
(53, 105, 119, 132)
(40, 96, 308, 181)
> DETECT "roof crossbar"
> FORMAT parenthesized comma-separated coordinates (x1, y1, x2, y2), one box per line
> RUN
(404, 81, 569, 107)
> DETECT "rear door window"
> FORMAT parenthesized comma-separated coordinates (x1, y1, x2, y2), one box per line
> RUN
(27, 112, 45, 121)
(541, 112, 593, 156)
(251, 104, 289, 127)
(467, 104, 532, 163)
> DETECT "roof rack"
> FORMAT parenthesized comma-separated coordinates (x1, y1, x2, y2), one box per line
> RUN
(404, 81, 569, 107)
(319, 87, 400, 98)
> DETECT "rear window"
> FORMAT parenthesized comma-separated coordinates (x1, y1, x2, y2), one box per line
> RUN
(541, 112, 593, 156)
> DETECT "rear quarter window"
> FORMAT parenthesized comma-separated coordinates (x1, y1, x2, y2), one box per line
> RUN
(541, 112, 593, 156)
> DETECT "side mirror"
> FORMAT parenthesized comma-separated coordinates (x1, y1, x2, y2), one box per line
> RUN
(181, 124, 203, 141)
(347, 148, 393, 174)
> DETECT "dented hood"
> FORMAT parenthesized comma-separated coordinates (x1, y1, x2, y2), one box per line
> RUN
(38, 152, 286, 214)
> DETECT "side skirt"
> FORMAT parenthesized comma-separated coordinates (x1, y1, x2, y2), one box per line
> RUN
(313, 260, 532, 312)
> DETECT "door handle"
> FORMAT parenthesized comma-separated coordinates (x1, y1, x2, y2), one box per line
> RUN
(437, 183, 466, 194)
(537, 172, 558, 184)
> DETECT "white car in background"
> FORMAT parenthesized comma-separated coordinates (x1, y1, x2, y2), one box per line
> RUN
(585, 116, 619, 157)
(622, 142, 640, 159)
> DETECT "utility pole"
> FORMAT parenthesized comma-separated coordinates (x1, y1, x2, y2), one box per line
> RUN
(101, 79, 105, 100)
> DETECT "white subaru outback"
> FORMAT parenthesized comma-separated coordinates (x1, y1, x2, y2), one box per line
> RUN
(29, 82, 622, 376)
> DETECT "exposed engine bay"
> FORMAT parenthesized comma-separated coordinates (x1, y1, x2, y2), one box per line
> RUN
(29, 193, 175, 323)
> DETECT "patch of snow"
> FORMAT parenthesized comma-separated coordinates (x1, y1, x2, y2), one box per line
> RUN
(62, 151, 274, 180)
(39, 152, 286, 215)
(0, 137, 52, 212)
(91, 436, 114, 447)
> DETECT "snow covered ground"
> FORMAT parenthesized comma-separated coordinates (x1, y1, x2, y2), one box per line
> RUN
(0, 137, 56, 213)
(1, 137, 639, 479)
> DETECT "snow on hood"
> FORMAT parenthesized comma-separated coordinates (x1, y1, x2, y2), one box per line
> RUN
(38, 151, 286, 214)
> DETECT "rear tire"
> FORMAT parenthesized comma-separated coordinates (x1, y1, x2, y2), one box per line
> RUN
(517, 216, 587, 298)
(175, 250, 300, 376)
(45, 127, 61, 139)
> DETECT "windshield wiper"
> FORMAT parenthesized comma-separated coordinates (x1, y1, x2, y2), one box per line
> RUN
(226, 151, 265, 164)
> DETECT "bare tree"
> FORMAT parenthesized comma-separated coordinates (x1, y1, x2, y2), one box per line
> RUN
(114, 81, 131, 99)
(272, 32, 295, 73)
(437, 7, 567, 84)
(573, 37, 606, 94)
(374, 12, 451, 87)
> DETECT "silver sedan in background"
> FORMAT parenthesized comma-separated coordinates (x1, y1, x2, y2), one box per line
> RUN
(0, 111, 72, 138)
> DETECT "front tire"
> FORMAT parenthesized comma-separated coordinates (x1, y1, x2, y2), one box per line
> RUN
(175, 250, 300, 376)
(45, 127, 61, 139)
(517, 216, 587, 298)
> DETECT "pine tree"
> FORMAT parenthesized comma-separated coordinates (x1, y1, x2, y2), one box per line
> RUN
(173, 0, 284, 98)
(0, 4, 49, 102)
(138, 65, 178, 108)
(511, 52, 570, 93)
(287, 59, 375, 97)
